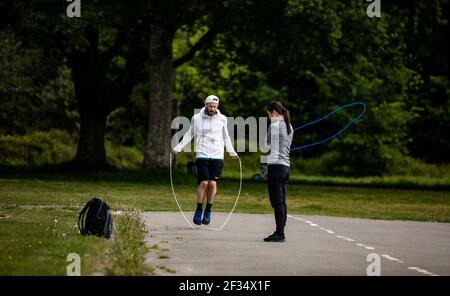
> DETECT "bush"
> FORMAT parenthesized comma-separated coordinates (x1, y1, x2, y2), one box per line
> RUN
(106, 143, 142, 169)
(298, 152, 450, 178)
(389, 156, 450, 178)
(0, 130, 75, 165)
(0, 130, 143, 168)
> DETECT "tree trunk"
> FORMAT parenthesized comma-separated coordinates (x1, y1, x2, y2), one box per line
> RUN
(75, 105, 108, 168)
(143, 24, 175, 169)
(66, 21, 146, 169)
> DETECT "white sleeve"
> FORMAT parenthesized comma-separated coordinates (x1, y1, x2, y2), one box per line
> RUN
(174, 117, 194, 152)
(222, 117, 237, 157)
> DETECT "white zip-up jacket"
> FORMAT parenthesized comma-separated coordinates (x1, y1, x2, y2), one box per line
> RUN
(174, 107, 237, 159)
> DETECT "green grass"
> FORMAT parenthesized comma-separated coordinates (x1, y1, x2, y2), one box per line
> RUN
(104, 210, 152, 276)
(174, 152, 450, 190)
(277, 174, 450, 190)
(0, 170, 449, 222)
(0, 205, 110, 275)
(1, 168, 449, 275)
(0, 187, 152, 275)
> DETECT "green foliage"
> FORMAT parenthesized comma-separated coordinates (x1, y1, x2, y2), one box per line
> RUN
(193, 0, 448, 176)
(406, 74, 450, 163)
(299, 151, 450, 179)
(36, 65, 79, 134)
(389, 156, 450, 178)
(1, 0, 448, 174)
(385, 0, 450, 164)
(0, 30, 78, 135)
(106, 142, 142, 169)
(320, 101, 418, 176)
(0, 29, 45, 134)
(105, 82, 148, 150)
(0, 130, 75, 166)
(173, 24, 286, 118)
(0, 130, 142, 168)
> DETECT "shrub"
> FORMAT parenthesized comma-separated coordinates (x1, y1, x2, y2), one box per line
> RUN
(0, 130, 143, 168)
(0, 130, 75, 165)
(298, 152, 450, 178)
(106, 143, 142, 169)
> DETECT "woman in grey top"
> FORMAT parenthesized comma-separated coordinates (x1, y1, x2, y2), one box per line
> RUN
(263, 101, 293, 242)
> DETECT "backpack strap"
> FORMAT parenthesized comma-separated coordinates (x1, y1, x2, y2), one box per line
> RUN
(102, 212, 113, 239)
(78, 199, 94, 235)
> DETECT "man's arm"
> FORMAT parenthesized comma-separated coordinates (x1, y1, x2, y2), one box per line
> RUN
(222, 117, 238, 158)
(173, 117, 195, 153)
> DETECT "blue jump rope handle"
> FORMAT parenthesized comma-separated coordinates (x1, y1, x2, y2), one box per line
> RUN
(290, 102, 367, 151)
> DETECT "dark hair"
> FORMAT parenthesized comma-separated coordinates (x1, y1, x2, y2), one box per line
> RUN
(265, 100, 292, 135)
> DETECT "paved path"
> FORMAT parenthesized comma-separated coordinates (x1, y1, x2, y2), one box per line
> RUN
(143, 212, 450, 276)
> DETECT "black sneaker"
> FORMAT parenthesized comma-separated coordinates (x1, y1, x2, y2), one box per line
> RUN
(263, 232, 285, 242)
(264, 231, 277, 240)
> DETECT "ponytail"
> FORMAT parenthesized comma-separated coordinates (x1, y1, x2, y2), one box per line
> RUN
(282, 108, 292, 135)
(266, 100, 292, 135)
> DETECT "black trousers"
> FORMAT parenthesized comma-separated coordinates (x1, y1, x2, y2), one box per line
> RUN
(267, 164, 290, 234)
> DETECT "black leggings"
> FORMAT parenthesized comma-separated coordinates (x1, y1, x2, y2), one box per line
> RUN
(267, 164, 290, 234)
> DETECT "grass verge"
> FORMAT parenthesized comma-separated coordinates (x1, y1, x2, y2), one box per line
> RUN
(104, 210, 152, 276)
(0, 204, 152, 275)
(1, 168, 449, 275)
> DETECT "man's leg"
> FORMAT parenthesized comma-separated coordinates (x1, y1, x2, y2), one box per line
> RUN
(194, 159, 210, 225)
(206, 181, 217, 204)
(202, 159, 223, 225)
(193, 181, 208, 225)
(197, 181, 209, 203)
(201, 181, 216, 225)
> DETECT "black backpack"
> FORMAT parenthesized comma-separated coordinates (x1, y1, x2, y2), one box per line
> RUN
(78, 197, 113, 239)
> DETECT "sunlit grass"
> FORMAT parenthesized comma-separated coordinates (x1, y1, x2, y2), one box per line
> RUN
(1, 169, 449, 275)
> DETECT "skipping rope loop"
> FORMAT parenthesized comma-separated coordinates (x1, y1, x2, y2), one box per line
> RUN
(169, 153, 242, 231)
(290, 102, 367, 151)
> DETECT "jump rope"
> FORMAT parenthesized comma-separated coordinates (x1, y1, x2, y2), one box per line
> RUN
(169, 153, 242, 231)
(291, 102, 367, 151)
(169, 102, 367, 230)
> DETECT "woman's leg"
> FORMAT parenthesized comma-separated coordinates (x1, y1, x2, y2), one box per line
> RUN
(281, 169, 289, 227)
(267, 165, 289, 236)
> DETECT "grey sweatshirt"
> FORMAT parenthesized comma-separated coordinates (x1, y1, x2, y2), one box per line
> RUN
(264, 120, 293, 167)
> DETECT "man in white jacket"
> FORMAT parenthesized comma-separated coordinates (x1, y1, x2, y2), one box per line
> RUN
(172, 95, 239, 225)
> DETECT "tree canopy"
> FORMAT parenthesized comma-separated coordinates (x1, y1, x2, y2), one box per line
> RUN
(0, 0, 448, 175)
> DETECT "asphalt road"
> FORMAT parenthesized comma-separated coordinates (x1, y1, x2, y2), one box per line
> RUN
(143, 212, 450, 276)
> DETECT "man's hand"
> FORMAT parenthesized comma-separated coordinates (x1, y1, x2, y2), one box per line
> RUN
(171, 149, 177, 155)
(230, 155, 239, 160)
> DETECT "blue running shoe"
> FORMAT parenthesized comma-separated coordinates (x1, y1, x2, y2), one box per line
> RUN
(193, 210, 202, 225)
(202, 210, 211, 225)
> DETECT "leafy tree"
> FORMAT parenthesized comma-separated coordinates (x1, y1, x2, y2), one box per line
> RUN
(177, 0, 421, 175)
(0, 29, 44, 134)
(2, 1, 150, 167)
(387, 0, 450, 163)
(142, 0, 251, 169)
(0, 29, 76, 135)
